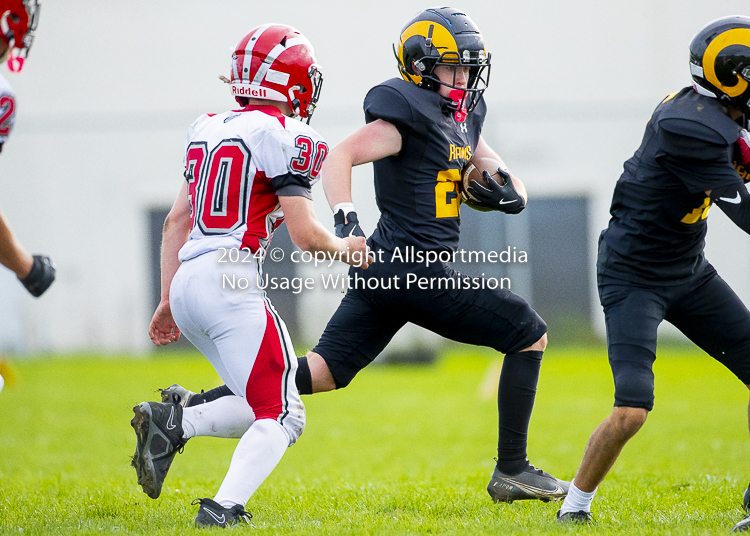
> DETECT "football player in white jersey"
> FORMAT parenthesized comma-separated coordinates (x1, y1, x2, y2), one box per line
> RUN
(0, 0, 52, 298)
(0, 0, 53, 395)
(131, 24, 370, 528)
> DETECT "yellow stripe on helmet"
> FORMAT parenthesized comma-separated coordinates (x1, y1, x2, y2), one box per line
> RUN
(398, 21, 459, 85)
(703, 27, 750, 98)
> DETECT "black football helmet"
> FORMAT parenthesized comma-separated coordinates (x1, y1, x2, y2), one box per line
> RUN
(690, 15, 750, 113)
(394, 6, 490, 112)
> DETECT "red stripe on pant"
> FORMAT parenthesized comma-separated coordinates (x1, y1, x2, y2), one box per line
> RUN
(246, 307, 287, 420)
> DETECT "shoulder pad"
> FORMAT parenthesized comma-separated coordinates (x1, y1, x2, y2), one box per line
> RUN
(657, 88, 740, 145)
(186, 113, 214, 139)
(261, 124, 328, 185)
(364, 78, 445, 125)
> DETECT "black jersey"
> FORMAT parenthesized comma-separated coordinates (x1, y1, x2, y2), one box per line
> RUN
(600, 86, 743, 284)
(363, 78, 486, 252)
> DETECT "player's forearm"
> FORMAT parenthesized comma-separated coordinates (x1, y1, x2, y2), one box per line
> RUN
(290, 218, 348, 256)
(159, 212, 190, 301)
(321, 147, 354, 210)
(321, 119, 402, 211)
(0, 209, 32, 278)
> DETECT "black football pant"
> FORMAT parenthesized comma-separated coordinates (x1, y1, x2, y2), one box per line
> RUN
(599, 262, 750, 411)
(313, 240, 547, 388)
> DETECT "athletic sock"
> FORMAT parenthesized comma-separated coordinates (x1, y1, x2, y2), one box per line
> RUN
(181, 396, 255, 439)
(202, 384, 234, 404)
(186, 384, 233, 407)
(559, 480, 597, 514)
(296, 356, 312, 395)
(213, 419, 289, 508)
(495, 350, 543, 475)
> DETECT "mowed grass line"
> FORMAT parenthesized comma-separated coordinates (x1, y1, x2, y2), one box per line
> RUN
(0, 345, 748, 535)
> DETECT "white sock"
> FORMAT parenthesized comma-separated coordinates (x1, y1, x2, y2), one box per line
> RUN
(181, 396, 255, 439)
(559, 479, 597, 514)
(213, 419, 289, 508)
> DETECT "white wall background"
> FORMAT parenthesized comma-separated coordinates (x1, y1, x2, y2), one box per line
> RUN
(0, 0, 748, 353)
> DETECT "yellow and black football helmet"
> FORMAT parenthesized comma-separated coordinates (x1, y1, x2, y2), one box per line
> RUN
(690, 15, 750, 114)
(394, 6, 490, 112)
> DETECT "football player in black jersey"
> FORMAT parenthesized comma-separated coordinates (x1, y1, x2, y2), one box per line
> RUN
(160, 7, 569, 504)
(554, 17, 750, 529)
(304, 6, 568, 504)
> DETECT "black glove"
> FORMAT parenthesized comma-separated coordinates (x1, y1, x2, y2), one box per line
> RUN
(19, 254, 56, 297)
(467, 168, 526, 214)
(334, 209, 365, 238)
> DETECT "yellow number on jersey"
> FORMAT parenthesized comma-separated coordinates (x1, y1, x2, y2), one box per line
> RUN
(435, 169, 461, 218)
(681, 197, 712, 224)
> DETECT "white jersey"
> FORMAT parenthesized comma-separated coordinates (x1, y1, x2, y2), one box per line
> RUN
(0, 74, 17, 146)
(178, 104, 328, 263)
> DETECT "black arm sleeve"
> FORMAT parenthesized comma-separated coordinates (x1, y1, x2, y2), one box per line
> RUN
(712, 182, 750, 234)
(270, 172, 312, 200)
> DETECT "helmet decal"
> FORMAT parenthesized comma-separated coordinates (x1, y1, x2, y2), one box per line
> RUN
(703, 28, 750, 98)
(398, 21, 459, 85)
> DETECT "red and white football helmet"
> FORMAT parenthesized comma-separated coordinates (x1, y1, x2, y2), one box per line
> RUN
(0, 0, 39, 72)
(230, 24, 323, 122)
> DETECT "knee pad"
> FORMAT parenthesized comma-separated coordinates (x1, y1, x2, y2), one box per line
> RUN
(276, 408, 306, 446)
(609, 344, 656, 411)
(505, 308, 547, 354)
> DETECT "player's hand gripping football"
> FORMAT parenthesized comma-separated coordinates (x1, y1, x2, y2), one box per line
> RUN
(467, 168, 526, 214)
(149, 300, 181, 346)
(334, 209, 365, 238)
(341, 236, 372, 269)
(19, 254, 56, 297)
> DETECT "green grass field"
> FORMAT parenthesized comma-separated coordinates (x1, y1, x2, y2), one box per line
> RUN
(1, 344, 749, 535)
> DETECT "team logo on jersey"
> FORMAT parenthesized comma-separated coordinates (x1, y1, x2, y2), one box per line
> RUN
(449, 143, 472, 162)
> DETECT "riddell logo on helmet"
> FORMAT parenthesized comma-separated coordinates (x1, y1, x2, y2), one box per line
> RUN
(232, 86, 267, 98)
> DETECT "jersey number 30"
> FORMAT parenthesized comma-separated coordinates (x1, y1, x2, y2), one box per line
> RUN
(185, 139, 251, 234)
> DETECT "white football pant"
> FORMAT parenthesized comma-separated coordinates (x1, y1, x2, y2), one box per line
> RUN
(169, 250, 305, 507)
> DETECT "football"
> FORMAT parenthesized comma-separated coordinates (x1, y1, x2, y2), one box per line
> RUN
(459, 157, 506, 212)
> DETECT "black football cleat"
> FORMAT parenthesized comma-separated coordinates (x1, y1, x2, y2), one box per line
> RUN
(193, 498, 252, 528)
(732, 515, 750, 532)
(487, 462, 570, 503)
(130, 397, 188, 499)
(160, 384, 198, 408)
(556, 510, 593, 524)
(743, 483, 750, 513)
